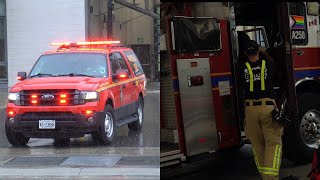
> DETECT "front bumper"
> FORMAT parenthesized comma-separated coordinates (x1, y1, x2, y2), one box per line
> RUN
(6, 102, 104, 138)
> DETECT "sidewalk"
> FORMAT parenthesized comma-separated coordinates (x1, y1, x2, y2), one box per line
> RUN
(146, 81, 160, 93)
(0, 167, 160, 179)
(0, 153, 160, 179)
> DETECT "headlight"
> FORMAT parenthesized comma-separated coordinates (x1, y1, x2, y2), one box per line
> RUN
(8, 92, 20, 105)
(80, 91, 99, 100)
(8, 92, 19, 101)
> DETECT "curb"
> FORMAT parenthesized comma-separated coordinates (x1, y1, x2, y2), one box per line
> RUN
(0, 167, 160, 178)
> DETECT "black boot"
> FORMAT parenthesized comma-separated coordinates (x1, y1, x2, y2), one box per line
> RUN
(281, 175, 299, 180)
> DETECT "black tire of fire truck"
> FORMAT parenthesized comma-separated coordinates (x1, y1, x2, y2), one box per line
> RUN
(92, 104, 116, 145)
(283, 92, 320, 164)
(128, 96, 144, 131)
(5, 123, 29, 146)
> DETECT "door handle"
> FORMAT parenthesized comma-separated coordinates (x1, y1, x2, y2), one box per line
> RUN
(296, 49, 304, 56)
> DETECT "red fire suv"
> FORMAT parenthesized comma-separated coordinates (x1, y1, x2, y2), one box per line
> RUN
(5, 41, 147, 146)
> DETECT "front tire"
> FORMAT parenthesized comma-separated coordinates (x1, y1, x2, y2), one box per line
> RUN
(283, 93, 320, 164)
(128, 97, 144, 131)
(5, 123, 29, 146)
(92, 104, 116, 145)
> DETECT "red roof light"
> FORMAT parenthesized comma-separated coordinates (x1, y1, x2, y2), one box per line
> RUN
(51, 41, 121, 46)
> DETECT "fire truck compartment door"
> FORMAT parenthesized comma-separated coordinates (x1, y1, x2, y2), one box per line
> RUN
(177, 58, 217, 156)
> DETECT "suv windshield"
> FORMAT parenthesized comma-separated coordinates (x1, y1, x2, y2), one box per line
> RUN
(29, 53, 108, 78)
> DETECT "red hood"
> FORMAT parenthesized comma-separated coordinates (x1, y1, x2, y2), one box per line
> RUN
(10, 77, 109, 92)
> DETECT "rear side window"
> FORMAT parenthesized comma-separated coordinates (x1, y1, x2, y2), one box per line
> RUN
(123, 50, 144, 76)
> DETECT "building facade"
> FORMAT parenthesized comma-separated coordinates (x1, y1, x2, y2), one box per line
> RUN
(2, 0, 159, 89)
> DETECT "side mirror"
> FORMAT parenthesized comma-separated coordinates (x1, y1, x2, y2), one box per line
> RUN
(116, 69, 129, 80)
(17, 72, 27, 81)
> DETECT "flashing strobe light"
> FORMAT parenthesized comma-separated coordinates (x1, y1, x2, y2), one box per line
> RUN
(31, 100, 37, 104)
(17, 76, 21, 80)
(51, 41, 121, 46)
(31, 95, 37, 98)
(60, 94, 67, 98)
(86, 110, 93, 115)
(119, 74, 127, 78)
(8, 111, 14, 115)
(60, 100, 67, 104)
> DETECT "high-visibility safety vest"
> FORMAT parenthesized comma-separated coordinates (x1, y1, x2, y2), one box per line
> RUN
(245, 60, 266, 92)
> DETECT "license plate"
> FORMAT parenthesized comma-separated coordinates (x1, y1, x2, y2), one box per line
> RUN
(39, 120, 55, 129)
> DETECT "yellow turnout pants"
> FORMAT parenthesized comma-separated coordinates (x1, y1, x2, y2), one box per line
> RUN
(244, 98, 284, 180)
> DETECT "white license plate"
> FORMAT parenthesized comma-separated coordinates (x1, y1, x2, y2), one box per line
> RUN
(39, 120, 55, 129)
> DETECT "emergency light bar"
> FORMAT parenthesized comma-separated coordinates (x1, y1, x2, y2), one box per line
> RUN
(51, 41, 121, 46)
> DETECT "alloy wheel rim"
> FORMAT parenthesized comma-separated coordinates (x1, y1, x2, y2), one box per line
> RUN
(105, 112, 113, 137)
(300, 110, 320, 148)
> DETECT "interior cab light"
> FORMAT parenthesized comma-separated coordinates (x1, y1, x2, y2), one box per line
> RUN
(60, 100, 67, 104)
(31, 100, 37, 104)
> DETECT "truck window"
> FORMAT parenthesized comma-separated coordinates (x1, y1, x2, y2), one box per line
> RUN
(109, 53, 120, 75)
(289, 2, 308, 45)
(29, 53, 108, 78)
(113, 52, 130, 71)
(237, 26, 269, 49)
(171, 17, 221, 52)
(123, 50, 144, 76)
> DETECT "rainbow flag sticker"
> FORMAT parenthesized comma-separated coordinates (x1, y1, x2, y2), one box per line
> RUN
(291, 15, 305, 29)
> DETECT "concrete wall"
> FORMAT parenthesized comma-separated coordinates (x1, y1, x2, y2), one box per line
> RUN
(192, 2, 229, 19)
(7, 0, 86, 88)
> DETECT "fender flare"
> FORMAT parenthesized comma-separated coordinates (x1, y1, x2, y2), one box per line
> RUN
(280, 77, 320, 113)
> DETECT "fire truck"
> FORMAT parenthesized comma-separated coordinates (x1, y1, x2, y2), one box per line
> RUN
(160, 2, 320, 167)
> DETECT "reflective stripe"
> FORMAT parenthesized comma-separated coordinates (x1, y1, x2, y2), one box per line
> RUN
(262, 171, 278, 176)
(261, 60, 266, 91)
(255, 144, 281, 176)
(245, 60, 266, 92)
(245, 62, 254, 92)
(252, 147, 260, 168)
(275, 145, 282, 169)
(258, 167, 279, 176)
(272, 145, 279, 169)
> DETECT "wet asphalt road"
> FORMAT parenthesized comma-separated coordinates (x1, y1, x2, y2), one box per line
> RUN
(0, 91, 159, 150)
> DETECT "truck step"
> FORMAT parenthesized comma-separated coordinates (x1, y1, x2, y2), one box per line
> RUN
(115, 114, 139, 127)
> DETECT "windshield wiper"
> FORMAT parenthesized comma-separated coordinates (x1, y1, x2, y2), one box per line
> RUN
(57, 73, 96, 77)
(29, 73, 57, 78)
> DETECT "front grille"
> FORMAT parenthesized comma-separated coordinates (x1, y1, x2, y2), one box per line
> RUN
(21, 112, 76, 121)
(20, 89, 80, 106)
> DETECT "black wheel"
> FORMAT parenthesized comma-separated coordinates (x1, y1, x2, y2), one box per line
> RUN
(128, 97, 144, 131)
(5, 123, 29, 146)
(53, 138, 70, 147)
(92, 104, 116, 145)
(283, 92, 320, 164)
